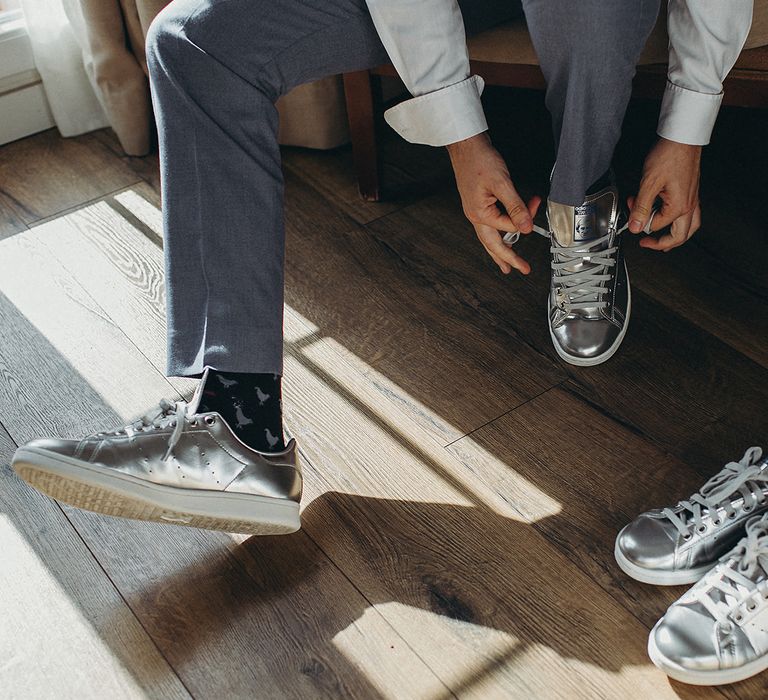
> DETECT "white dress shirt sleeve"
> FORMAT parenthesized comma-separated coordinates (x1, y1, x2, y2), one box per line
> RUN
(659, 0, 753, 145)
(365, 0, 488, 146)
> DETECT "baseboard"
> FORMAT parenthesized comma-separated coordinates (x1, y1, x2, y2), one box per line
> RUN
(0, 11, 55, 145)
(0, 81, 54, 146)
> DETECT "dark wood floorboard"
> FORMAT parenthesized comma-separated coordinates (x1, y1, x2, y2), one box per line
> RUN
(1, 85, 765, 699)
(0, 128, 141, 225)
(446, 389, 763, 700)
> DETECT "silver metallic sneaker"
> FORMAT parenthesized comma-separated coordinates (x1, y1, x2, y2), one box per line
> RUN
(547, 181, 629, 366)
(616, 447, 768, 585)
(11, 370, 302, 535)
(649, 513, 768, 686)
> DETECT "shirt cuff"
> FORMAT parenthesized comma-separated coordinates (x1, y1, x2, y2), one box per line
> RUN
(383, 75, 488, 147)
(657, 81, 724, 146)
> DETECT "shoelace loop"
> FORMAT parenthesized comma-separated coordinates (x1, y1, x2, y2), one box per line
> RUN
(99, 398, 192, 462)
(504, 209, 657, 312)
(662, 447, 766, 539)
(695, 515, 768, 626)
(550, 230, 620, 311)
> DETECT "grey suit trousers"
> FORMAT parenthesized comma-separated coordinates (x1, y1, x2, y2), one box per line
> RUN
(145, 0, 660, 377)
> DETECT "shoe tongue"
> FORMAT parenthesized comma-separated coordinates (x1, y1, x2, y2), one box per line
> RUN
(549, 187, 618, 247)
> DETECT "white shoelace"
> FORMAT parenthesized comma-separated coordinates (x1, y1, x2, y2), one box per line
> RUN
(503, 211, 656, 313)
(98, 398, 192, 462)
(695, 516, 768, 627)
(662, 447, 767, 539)
(550, 230, 621, 311)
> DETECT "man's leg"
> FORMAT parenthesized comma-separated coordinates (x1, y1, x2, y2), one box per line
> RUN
(520, 0, 660, 366)
(147, 0, 517, 383)
(10, 0, 394, 534)
(145, 0, 397, 452)
(145, 0, 392, 380)
(522, 0, 661, 205)
(11, 0, 520, 533)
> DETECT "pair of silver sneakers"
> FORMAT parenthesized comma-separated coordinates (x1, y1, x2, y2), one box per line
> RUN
(11, 181, 636, 529)
(12, 376, 766, 686)
(616, 445, 768, 686)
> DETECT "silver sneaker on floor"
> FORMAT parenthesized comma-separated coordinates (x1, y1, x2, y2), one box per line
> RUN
(11, 369, 302, 535)
(649, 513, 768, 686)
(547, 181, 630, 366)
(615, 447, 768, 585)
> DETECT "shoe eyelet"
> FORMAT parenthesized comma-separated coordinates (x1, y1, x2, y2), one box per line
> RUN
(748, 603, 757, 612)
(711, 518, 722, 527)
(728, 512, 737, 520)
(744, 506, 754, 514)
(696, 525, 707, 535)
(190, 419, 198, 427)
(682, 533, 693, 541)
(735, 613, 744, 622)
(204, 415, 216, 426)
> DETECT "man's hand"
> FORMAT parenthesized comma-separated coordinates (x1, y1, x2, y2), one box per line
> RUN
(447, 133, 540, 275)
(628, 137, 702, 252)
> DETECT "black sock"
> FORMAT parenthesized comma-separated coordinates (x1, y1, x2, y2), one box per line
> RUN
(197, 369, 285, 452)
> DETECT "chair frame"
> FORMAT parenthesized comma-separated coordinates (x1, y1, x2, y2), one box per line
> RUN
(343, 50, 768, 201)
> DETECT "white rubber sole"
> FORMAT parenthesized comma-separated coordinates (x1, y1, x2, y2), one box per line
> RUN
(548, 267, 631, 367)
(12, 446, 301, 536)
(648, 623, 768, 685)
(613, 537, 712, 586)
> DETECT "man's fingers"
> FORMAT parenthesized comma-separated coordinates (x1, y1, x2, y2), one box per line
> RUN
(475, 223, 531, 275)
(476, 208, 519, 232)
(640, 209, 693, 252)
(496, 182, 534, 233)
(688, 204, 702, 238)
(628, 179, 658, 233)
(646, 194, 692, 232)
(476, 194, 541, 236)
(639, 202, 701, 252)
(526, 195, 542, 223)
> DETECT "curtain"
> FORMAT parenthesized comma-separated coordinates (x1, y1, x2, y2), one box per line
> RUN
(20, 0, 349, 157)
(19, 0, 110, 140)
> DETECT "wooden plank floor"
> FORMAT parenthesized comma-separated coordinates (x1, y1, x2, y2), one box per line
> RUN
(0, 88, 766, 699)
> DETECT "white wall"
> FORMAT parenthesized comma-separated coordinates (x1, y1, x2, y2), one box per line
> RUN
(0, 11, 54, 146)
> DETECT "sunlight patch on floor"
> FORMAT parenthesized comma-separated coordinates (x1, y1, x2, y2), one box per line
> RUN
(0, 514, 148, 698)
(114, 189, 163, 238)
(284, 306, 561, 519)
(331, 606, 448, 698)
(0, 217, 178, 434)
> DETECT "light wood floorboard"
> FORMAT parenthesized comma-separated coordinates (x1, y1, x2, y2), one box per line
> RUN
(1, 91, 766, 699)
(0, 423, 191, 699)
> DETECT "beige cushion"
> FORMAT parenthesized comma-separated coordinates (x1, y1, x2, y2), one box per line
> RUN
(467, 3, 768, 66)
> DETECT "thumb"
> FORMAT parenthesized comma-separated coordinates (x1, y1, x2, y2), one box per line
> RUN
(629, 179, 658, 234)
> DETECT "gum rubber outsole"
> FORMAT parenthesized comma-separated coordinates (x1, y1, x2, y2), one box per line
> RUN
(12, 447, 301, 536)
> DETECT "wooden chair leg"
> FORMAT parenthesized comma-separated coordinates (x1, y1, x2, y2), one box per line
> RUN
(343, 70, 382, 202)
